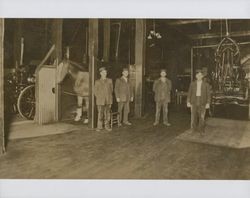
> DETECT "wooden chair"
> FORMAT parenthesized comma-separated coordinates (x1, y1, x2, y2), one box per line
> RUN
(110, 111, 120, 129)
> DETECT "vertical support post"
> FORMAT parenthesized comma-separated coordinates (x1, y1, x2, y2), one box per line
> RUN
(83, 22, 88, 64)
(115, 23, 121, 62)
(0, 19, 5, 154)
(88, 19, 99, 129)
(51, 19, 63, 62)
(134, 19, 146, 118)
(191, 47, 194, 81)
(103, 19, 110, 62)
(20, 37, 24, 65)
(51, 19, 63, 121)
(13, 19, 22, 67)
(44, 19, 49, 52)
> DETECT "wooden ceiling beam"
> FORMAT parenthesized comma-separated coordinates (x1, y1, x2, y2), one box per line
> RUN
(189, 30, 250, 40)
(166, 19, 221, 25)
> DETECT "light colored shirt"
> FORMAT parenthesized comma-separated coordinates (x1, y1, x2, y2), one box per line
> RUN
(122, 76, 128, 83)
(196, 81, 202, 96)
(160, 77, 166, 83)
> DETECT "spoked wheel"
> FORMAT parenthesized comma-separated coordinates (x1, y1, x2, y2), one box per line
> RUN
(17, 85, 35, 120)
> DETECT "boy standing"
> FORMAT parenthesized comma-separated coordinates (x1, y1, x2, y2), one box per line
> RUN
(153, 69, 172, 126)
(115, 68, 134, 126)
(94, 67, 113, 131)
(187, 70, 211, 134)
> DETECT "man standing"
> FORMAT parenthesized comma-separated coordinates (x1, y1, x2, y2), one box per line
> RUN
(153, 69, 172, 126)
(187, 70, 211, 134)
(94, 67, 113, 131)
(115, 68, 134, 126)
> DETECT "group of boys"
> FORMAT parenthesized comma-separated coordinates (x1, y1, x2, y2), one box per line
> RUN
(94, 67, 133, 131)
(93, 66, 211, 134)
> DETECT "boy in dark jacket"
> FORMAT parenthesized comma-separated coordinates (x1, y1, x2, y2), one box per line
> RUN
(115, 68, 134, 126)
(94, 67, 113, 131)
(187, 70, 211, 134)
(153, 69, 172, 126)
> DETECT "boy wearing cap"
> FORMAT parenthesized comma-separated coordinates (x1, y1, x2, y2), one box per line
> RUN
(115, 68, 134, 126)
(187, 70, 211, 134)
(94, 67, 113, 131)
(153, 69, 172, 126)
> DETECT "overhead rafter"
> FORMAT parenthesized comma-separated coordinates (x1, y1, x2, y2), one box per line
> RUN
(165, 19, 221, 25)
(189, 30, 250, 40)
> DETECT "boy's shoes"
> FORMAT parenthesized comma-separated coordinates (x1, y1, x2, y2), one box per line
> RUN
(153, 122, 159, 126)
(199, 128, 205, 136)
(97, 127, 112, 132)
(191, 127, 197, 133)
(191, 128, 205, 136)
(74, 115, 81, 122)
(105, 127, 112, 132)
(163, 122, 171, 127)
(199, 132, 205, 137)
(83, 119, 89, 124)
(123, 121, 132, 126)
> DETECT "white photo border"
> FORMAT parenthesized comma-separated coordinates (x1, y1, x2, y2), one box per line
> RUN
(0, 0, 250, 197)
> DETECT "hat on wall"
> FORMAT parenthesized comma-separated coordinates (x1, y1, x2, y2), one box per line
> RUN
(99, 67, 107, 72)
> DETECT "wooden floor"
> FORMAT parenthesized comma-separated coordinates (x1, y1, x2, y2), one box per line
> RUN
(1, 107, 250, 179)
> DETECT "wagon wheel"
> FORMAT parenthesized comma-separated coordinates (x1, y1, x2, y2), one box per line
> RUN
(17, 85, 35, 120)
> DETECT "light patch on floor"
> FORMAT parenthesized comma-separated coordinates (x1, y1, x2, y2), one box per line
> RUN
(8, 121, 87, 140)
(176, 118, 250, 149)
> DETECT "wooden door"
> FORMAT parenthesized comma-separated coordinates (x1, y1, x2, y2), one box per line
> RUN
(36, 65, 57, 124)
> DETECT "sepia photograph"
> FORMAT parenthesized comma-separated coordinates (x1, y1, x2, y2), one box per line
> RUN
(0, 18, 250, 181)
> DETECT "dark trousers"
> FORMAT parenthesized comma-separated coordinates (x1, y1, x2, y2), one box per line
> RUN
(97, 104, 111, 129)
(118, 101, 130, 123)
(191, 97, 206, 132)
(155, 101, 169, 124)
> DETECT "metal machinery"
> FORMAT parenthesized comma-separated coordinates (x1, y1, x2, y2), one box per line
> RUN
(5, 64, 36, 120)
(210, 34, 249, 115)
